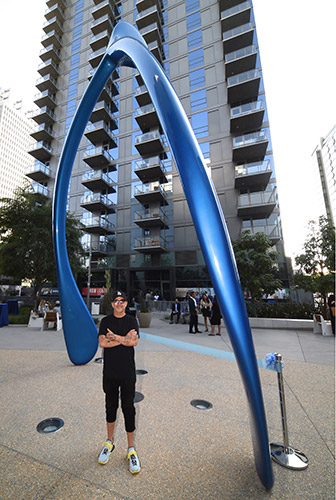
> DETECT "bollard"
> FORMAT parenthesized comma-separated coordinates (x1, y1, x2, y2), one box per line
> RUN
(270, 353, 309, 470)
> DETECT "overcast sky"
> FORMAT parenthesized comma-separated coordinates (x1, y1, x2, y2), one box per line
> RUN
(1, 0, 335, 262)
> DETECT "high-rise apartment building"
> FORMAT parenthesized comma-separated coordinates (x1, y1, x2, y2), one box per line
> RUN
(28, 0, 288, 299)
(312, 124, 336, 225)
(0, 96, 34, 202)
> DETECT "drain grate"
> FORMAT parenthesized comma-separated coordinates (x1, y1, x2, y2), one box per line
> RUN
(190, 399, 213, 410)
(36, 418, 64, 434)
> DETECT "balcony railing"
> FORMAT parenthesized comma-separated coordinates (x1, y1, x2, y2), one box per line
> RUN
(81, 216, 115, 232)
(227, 69, 260, 87)
(134, 207, 168, 228)
(29, 141, 52, 155)
(135, 156, 167, 173)
(243, 224, 281, 241)
(223, 22, 254, 41)
(80, 192, 115, 209)
(225, 44, 257, 63)
(233, 130, 267, 148)
(134, 236, 167, 252)
(231, 100, 263, 117)
(135, 130, 166, 146)
(82, 169, 115, 186)
(27, 161, 51, 177)
(221, 1, 251, 19)
(29, 183, 50, 198)
(238, 190, 276, 208)
(235, 160, 271, 178)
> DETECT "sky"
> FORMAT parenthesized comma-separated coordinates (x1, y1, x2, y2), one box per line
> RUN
(0, 0, 335, 262)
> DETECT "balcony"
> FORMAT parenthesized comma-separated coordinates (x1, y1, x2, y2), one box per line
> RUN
(36, 74, 58, 93)
(136, 0, 157, 12)
(222, 22, 254, 54)
(91, 13, 114, 36)
(43, 16, 64, 36)
(80, 193, 116, 212)
(242, 224, 281, 244)
(134, 208, 169, 229)
(84, 121, 118, 147)
(134, 183, 168, 205)
(46, 0, 67, 9)
(90, 30, 111, 51)
(34, 90, 57, 108)
(31, 123, 54, 142)
(82, 170, 116, 193)
(134, 84, 151, 107)
(83, 238, 114, 256)
(31, 106, 56, 126)
(44, 3, 65, 22)
(26, 161, 51, 182)
(37, 58, 60, 79)
(232, 130, 268, 162)
(225, 45, 257, 78)
(237, 190, 276, 217)
(221, 1, 252, 32)
(90, 100, 118, 123)
(39, 44, 61, 63)
(83, 147, 115, 169)
(134, 156, 167, 182)
(41, 29, 62, 49)
(134, 130, 165, 156)
(134, 236, 167, 253)
(29, 183, 51, 198)
(230, 100, 264, 133)
(92, 0, 116, 21)
(89, 47, 105, 68)
(147, 40, 164, 65)
(136, 4, 162, 30)
(235, 160, 272, 189)
(227, 69, 260, 104)
(81, 216, 115, 234)
(139, 21, 162, 45)
(28, 141, 53, 161)
(135, 103, 160, 131)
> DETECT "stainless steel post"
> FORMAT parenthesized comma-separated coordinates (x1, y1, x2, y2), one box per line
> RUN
(270, 353, 309, 470)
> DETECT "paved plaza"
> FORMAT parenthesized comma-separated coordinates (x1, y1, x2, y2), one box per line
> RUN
(0, 314, 334, 499)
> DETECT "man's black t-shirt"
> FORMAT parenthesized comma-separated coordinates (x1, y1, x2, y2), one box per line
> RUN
(98, 313, 139, 380)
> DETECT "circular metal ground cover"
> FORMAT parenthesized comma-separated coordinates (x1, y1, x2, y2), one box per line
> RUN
(136, 369, 148, 375)
(134, 391, 144, 403)
(36, 418, 64, 434)
(190, 399, 213, 410)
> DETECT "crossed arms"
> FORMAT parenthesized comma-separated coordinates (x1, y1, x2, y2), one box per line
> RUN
(99, 328, 138, 348)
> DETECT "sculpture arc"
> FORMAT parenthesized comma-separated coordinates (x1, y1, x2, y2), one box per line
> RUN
(52, 21, 274, 489)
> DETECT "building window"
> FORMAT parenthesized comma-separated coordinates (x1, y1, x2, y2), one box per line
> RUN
(186, 0, 200, 14)
(190, 89, 206, 111)
(75, 0, 84, 11)
(66, 99, 77, 116)
(68, 83, 78, 99)
(70, 53, 80, 67)
(191, 111, 208, 138)
(74, 12, 83, 25)
(73, 24, 82, 39)
(69, 68, 79, 83)
(72, 38, 81, 53)
(186, 11, 201, 31)
(187, 29, 202, 50)
(188, 48, 204, 70)
(189, 68, 205, 90)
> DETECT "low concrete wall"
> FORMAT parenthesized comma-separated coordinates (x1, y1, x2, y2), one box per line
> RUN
(249, 317, 313, 330)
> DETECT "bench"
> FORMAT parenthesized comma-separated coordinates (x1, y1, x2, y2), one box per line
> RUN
(313, 314, 333, 336)
(41, 311, 62, 331)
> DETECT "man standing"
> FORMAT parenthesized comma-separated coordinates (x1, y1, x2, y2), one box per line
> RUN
(97, 291, 141, 474)
(170, 297, 181, 324)
(188, 291, 200, 334)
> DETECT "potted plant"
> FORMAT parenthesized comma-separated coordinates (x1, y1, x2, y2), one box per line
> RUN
(136, 296, 152, 328)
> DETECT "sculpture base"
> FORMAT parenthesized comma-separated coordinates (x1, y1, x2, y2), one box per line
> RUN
(270, 442, 308, 470)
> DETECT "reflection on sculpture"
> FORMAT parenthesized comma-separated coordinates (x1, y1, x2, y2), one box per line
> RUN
(52, 21, 273, 489)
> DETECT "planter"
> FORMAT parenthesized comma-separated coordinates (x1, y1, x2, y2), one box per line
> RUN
(137, 311, 152, 328)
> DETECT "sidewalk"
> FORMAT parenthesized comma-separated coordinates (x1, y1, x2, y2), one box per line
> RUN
(0, 315, 334, 499)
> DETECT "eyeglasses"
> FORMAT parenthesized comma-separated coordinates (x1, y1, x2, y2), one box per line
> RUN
(114, 299, 125, 304)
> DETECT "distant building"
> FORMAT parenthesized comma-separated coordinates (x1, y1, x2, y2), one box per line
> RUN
(28, 0, 290, 299)
(312, 124, 336, 225)
(0, 96, 35, 201)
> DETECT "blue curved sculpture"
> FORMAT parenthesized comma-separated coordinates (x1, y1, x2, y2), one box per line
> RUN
(52, 21, 273, 489)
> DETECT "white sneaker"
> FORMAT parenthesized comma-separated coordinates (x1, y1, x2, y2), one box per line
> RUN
(127, 448, 141, 474)
(98, 440, 115, 465)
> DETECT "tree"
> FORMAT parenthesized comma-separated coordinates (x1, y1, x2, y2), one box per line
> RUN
(294, 216, 335, 317)
(0, 188, 86, 306)
(232, 231, 282, 316)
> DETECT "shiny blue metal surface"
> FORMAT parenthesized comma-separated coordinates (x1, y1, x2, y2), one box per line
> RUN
(53, 21, 273, 489)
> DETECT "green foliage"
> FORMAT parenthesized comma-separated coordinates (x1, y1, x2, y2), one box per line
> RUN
(232, 231, 282, 315)
(245, 301, 320, 319)
(294, 216, 335, 315)
(8, 305, 32, 324)
(0, 188, 85, 304)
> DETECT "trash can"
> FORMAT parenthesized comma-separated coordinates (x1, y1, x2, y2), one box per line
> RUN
(91, 302, 100, 315)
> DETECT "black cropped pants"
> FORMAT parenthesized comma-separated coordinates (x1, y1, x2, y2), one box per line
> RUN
(103, 377, 136, 433)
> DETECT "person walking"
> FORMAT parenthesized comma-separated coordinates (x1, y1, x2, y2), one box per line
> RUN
(189, 291, 200, 333)
(199, 293, 212, 332)
(97, 291, 141, 474)
(209, 295, 222, 336)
